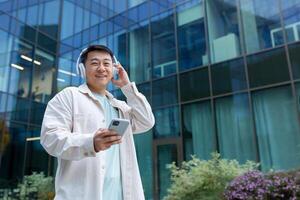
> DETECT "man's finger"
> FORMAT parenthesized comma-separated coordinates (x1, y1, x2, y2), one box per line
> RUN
(102, 135, 121, 143)
(96, 129, 118, 137)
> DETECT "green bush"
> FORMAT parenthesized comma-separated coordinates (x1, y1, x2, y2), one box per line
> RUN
(18, 172, 54, 200)
(164, 153, 258, 200)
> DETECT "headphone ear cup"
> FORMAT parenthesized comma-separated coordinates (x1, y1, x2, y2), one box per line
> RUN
(79, 63, 86, 78)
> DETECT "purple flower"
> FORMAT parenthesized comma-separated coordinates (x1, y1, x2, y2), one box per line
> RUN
(224, 171, 300, 200)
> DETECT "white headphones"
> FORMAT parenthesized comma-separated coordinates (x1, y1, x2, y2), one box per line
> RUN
(76, 46, 119, 79)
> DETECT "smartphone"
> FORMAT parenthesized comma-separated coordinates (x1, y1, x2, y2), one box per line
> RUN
(108, 118, 130, 136)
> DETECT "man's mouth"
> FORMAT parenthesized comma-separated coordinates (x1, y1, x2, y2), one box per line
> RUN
(95, 75, 107, 78)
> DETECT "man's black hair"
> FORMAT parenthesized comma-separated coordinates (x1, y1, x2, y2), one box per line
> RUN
(80, 45, 114, 64)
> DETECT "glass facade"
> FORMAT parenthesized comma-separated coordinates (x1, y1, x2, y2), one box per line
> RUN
(1, 0, 300, 199)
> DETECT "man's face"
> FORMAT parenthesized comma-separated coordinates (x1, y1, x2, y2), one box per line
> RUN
(85, 51, 113, 91)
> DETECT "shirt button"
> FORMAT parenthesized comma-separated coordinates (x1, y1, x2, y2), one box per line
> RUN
(102, 119, 105, 123)
(101, 165, 105, 170)
(84, 152, 88, 156)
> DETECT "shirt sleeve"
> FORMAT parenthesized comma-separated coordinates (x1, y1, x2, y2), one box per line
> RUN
(121, 82, 155, 134)
(40, 89, 96, 161)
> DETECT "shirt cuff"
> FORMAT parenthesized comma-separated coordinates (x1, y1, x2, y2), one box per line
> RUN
(120, 82, 138, 98)
(83, 133, 97, 157)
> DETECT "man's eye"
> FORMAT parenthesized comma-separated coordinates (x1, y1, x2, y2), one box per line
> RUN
(104, 63, 110, 66)
(91, 62, 98, 65)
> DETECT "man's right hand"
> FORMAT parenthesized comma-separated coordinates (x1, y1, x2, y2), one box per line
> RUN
(93, 128, 122, 152)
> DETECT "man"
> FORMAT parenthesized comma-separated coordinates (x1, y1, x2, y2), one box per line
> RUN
(40, 45, 155, 200)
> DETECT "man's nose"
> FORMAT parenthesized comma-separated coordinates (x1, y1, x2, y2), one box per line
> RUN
(96, 63, 106, 71)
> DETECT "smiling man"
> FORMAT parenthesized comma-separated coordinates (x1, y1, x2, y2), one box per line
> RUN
(40, 45, 155, 200)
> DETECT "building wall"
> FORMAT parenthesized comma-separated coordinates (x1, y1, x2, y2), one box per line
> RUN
(1, 0, 300, 199)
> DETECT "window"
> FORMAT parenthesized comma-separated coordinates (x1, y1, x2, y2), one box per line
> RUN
(288, 42, 300, 80)
(26, 5, 38, 26)
(60, 1, 75, 39)
(37, 32, 57, 54)
(0, 92, 7, 119)
(6, 95, 30, 122)
(180, 67, 210, 101)
(40, 0, 60, 38)
(0, 30, 12, 93)
(281, 0, 300, 43)
(24, 132, 50, 176)
(57, 54, 73, 92)
(152, 76, 178, 107)
(128, 0, 146, 8)
(151, 10, 177, 78)
(215, 93, 258, 163)
(177, 1, 208, 71)
(0, 122, 28, 185)
(137, 83, 151, 104)
(182, 101, 216, 160)
(134, 131, 153, 200)
(211, 58, 247, 95)
(129, 24, 150, 83)
(206, 0, 241, 63)
(247, 47, 290, 88)
(31, 49, 55, 104)
(9, 39, 34, 98)
(253, 86, 300, 171)
(240, 0, 282, 53)
(157, 144, 177, 200)
(153, 106, 180, 138)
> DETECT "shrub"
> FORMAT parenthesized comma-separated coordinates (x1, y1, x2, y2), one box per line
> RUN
(164, 152, 258, 200)
(18, 172, 54, 200)
(224, 170, 300, 200)
(266, 172, 300, 199)
(224, 170, 270, 200)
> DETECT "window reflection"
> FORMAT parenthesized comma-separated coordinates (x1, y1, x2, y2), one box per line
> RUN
(9, 39, 33, 98)
(152, 75, 178, 107)
(240, 0, 282, 53)
(0, 92, 7, 119)
(57, 55, 73, 92)
(157, 144, 177, 200)
(281, 0, 300, 44)
(153, 106, 180, 138)
(137, 83, 151, 105)
(207, 0, 241, 63)
(215, 93, 258, 163)
(182, 101, 216, 160)
(6, 95, 30, 122)
(0, 122, 27, 187)
(134, 131, 153, 200)
(253, 86, 300, 170)
(129, 23, 150, 83)
(288, 42, 300, 79)
(128, 0, 146, 8)
(247, 47, 290, 88)
(24, 127, 49, 176)
(180, 67, 210, 101)
(211, 58, 247, 95)
(31, 49, 55, 103)
(151, 10, 177, 78)
(39, 0, 60, 38)
(0, 29, 12, 93)
(177, 0, 208, 70)
(60, 1, 75, 40)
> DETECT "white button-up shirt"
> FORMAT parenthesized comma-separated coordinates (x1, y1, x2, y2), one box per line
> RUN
(40, 82, 155, 200)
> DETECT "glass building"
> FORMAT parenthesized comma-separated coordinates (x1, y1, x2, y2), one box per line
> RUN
(1, 0, 300, 199)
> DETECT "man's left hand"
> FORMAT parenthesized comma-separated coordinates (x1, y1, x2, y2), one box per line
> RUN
(111, 63, 130, 88)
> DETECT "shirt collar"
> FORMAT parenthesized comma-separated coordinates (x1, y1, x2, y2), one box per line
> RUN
(78, 83, 115, 102)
